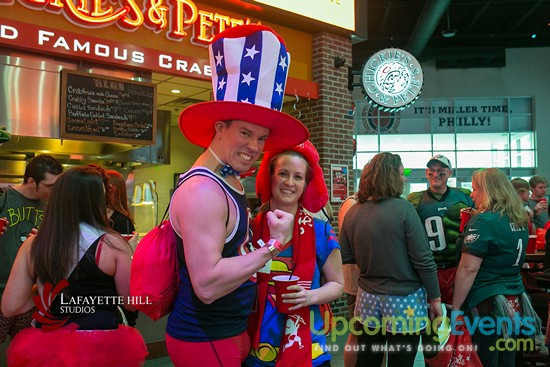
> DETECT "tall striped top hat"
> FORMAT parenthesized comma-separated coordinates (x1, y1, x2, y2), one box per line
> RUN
(179, 24, 309, 151)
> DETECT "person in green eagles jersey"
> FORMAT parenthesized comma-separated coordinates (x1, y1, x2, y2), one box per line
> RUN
(407, 155, 474, 305)
(452, 168, 541, 367)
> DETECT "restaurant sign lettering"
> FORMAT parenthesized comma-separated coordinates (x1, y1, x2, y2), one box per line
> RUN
(0, 17, 211, 79)
(0, 0, 255, 46)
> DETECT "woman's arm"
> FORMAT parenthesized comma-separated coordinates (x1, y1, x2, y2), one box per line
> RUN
(451, 252, 483, 311)
(338, 197, 360, 294)
(97, 233, 135, 311)
(1, 239, 35, 317)
(285, 248, 344, 310)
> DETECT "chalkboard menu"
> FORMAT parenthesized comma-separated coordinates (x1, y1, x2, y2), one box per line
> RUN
(60, 70, 156, 145)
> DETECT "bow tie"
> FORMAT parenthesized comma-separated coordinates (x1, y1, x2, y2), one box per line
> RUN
(219, 165, 257, 178)
(220, 164, 240, 178)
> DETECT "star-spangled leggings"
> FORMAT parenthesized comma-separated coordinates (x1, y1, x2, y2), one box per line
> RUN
(166, 331, 250, 367)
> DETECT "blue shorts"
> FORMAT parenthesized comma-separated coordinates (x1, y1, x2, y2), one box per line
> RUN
(354, 287, 428, 333)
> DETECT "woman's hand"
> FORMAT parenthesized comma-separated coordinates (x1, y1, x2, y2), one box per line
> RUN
(429, 298, 443, 323)
(127, 231, 139, 251)
(283, 285, 313, 311)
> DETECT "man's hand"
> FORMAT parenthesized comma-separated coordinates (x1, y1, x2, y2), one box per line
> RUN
(535, 200, 548, 214)
(266, 209, 294, 246)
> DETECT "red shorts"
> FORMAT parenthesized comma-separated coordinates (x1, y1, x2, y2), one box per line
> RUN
(166, 331, 250, 367)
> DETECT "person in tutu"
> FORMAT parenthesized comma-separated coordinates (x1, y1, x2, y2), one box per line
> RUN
(1, 166, 147, 367)
(244, 141, 344, 367)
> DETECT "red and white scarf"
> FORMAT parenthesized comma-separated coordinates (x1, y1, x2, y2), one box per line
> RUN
(249, 206, 315, 367)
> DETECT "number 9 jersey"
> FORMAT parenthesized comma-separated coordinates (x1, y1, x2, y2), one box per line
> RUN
(407, 187, 474, 266)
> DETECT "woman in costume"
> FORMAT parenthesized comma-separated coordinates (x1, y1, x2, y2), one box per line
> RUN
(339, 152, 442, 367)
(1, 166, 146, 366)
(244, 140, 344, 367)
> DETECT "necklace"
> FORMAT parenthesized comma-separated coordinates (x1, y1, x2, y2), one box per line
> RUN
(208, 147, 240, 177)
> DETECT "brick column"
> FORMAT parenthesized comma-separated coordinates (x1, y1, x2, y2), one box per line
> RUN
(299, 32, 354, 227)
(292, 32, 354, 319)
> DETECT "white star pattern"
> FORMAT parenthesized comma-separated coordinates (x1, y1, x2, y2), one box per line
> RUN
(244, 45, 260, 59)
(274, 83, 283, 95)
(279, 56, 288, 71)
(241, 72, 256, 86)
(355, 288, 430, 333)
(215, 51, 223, 66)
(241, 98, 251, 104)
(217, 78, 226, 90)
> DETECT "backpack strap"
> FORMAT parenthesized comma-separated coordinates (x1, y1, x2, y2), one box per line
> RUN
(95, 235, 105, 266)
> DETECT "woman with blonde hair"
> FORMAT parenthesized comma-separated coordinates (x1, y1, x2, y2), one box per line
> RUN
(452, 168, 542, 367)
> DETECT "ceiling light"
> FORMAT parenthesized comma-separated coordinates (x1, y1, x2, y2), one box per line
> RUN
(441, 9, 457, 38)
(442, 28, 457, 38)
(532, 34, 537, 39)
(171, 89, 181, 94)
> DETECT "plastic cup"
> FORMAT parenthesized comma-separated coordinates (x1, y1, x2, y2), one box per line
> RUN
(0, 218, 7, 232)
(459, 208, 472, 232)
(527, 235, 537, 254)
(273, 275, 299, 314)
(121, 234, 133, 241)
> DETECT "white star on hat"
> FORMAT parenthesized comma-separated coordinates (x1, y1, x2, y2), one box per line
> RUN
(218, 78, 226, 90)
(279, 56, 288, 71)
(275, 83, 283, 95)
(244, 45, 260, 60)
(215, 51, 224, 66)
(241, 72, 256, 86)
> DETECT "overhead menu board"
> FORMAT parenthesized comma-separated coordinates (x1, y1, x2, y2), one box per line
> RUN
(60, 70, 156, 145)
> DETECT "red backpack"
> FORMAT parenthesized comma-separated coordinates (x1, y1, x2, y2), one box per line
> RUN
(130, 219, 180, 320)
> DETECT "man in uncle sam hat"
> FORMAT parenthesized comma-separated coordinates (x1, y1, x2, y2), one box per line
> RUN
(166, 24, 309, 366)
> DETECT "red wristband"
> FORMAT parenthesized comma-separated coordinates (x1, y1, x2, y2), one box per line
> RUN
(268, 239, 283, 251)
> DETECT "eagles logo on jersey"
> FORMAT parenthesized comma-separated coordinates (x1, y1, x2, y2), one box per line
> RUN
(463, 233, 480, 244)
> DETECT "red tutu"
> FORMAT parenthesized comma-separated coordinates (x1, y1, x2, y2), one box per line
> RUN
(7, 324, 148, 367)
